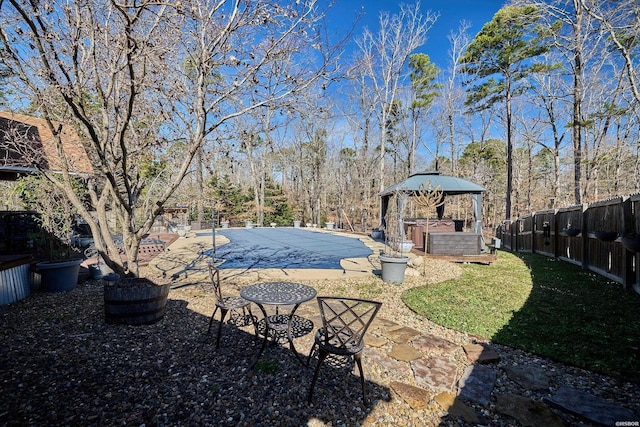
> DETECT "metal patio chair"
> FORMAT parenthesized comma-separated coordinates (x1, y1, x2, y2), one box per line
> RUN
(307, 296, 382, 405)
(206, 263, 256, 348)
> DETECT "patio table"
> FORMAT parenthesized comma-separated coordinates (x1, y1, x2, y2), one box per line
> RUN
(241, 281, 316, 367)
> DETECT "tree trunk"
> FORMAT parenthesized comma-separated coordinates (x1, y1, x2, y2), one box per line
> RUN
(573, 0, 584, 204)
(505, 77, 513, 220)
(196, 148, 204, 222)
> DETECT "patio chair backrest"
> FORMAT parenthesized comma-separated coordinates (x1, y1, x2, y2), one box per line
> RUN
(207, 263, 224, 303)
(316, 297, 382, 350)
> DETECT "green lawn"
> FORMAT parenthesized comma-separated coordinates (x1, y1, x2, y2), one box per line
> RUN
(403, 251, 640, 383)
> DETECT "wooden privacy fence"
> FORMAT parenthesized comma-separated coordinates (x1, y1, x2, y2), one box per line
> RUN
(495, 193, 640, 293)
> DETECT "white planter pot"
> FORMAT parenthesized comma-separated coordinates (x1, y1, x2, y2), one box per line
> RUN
(379, 255, 409, 284)
(325, 222, 334, 230)
(394, 240, 414, 254)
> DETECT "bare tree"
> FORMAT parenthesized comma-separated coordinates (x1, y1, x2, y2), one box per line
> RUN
(579, 0, 640, 185)
(356, 2, 437, 198)
(527, 52, 570, 203)
(513, 0, 606, 204)
(338, 67, 379, 231)
(0, 0, 346, 276)
(442, 21, 472, 176)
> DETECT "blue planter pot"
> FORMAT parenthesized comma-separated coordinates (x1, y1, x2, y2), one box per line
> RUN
(89, 264, 103, 280)
(371, 229, 384, 240)
(36, 259, 82, 292)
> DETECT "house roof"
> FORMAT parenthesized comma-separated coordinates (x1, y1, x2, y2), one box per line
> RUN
(0, 111, 93, 180)
(379, 171, 485, 196)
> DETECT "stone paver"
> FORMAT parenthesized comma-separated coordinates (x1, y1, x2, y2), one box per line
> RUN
(434, 392, 480, 424)
(411, 334, 459, 355)
(544, 385, 638, 426)
(503, 364, 552, 391)
(385, 325, 422, 344)
(372, 317, 399, 329)
(496, 393, 566, 427)
(457, 364, 497, 406)
(411, 356, 458, 392)
(364, 334, 387, 348)
(364, 347, 412, 377)
(390, 381, 430, 409)
(462, 342, 501, 364)
(389, 344, 423, 362)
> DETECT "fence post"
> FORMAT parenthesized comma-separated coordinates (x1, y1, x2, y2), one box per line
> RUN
(553, 209, 559, 258)
(581, 203, 589, 270)
(531, 213, 536, 254)
(622, 196, 634, 290)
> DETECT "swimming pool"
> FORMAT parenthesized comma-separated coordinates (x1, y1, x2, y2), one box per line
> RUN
(205, 228, 372, 270)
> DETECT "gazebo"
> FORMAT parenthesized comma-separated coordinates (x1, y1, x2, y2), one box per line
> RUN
(379, 171, 489, 260)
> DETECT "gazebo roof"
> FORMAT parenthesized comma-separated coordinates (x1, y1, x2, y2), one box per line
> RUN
(379, 171, 485, 196)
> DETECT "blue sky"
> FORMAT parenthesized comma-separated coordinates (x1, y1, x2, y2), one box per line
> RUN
(326, 0, 506, 69)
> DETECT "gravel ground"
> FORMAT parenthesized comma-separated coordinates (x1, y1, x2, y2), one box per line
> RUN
(1, 255, 639, 426)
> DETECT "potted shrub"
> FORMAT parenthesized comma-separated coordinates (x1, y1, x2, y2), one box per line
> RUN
(413, 181, 445, 276)
(16, 176, 83, 292)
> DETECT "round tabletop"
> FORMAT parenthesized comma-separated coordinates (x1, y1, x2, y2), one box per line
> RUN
(241, 281, 317, 306)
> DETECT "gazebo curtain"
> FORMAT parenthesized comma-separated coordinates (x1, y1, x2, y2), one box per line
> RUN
(380, 192, 484, 236)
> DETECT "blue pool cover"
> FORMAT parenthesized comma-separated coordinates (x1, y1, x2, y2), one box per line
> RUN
(206, 228, 372, 270)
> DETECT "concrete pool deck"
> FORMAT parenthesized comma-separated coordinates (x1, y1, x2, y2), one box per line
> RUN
(147, 227, 392, 283)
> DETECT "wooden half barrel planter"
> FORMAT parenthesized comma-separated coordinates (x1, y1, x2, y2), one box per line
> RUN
(104, 276, 170, 325)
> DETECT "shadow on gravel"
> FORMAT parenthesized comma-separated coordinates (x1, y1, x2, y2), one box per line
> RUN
(0, 281, 391, 426)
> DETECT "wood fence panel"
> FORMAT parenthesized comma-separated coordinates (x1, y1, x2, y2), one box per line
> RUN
(491, 194, 640, 294)
(623, 195, 640, 291)
(587, 197, 624, 237)
(584, 198, 625, 282)
(501, 220, 513, 250)
(556, 206, 583, 266)
(516, 215, 533, 252)
(533, 210, 555, 258)
(585, 237, 626, 282)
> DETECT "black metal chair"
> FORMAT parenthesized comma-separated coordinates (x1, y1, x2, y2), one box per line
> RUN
(307, 297, 382, 405)
(206, 263, 255, 348)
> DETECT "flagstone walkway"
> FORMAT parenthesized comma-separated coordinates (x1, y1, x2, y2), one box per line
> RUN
(290, 302, 638, 427)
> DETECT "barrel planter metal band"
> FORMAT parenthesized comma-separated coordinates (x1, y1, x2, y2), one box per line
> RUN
(104, 277, 170, 325)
